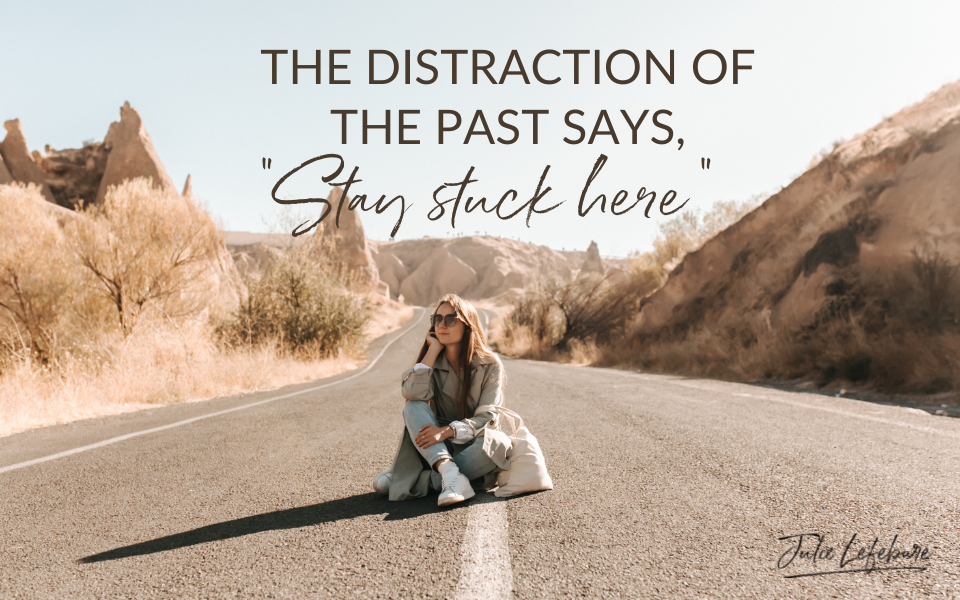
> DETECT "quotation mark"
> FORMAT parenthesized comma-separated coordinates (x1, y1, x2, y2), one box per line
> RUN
(701, 157, 711, 169)
(262, 157, 272, 169)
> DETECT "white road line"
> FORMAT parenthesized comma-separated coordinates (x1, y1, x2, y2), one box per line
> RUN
(455, 493, 513, 600)
(642, 377, 960, 439)
(582, 366, 960, 439)
(0, 308, 428, 475)
(732, 391, 960, 440)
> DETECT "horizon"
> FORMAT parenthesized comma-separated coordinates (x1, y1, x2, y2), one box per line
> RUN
(222, 228, 632, 260)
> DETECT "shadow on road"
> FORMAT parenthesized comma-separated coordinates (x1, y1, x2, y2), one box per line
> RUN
(78, 492, 446, 564)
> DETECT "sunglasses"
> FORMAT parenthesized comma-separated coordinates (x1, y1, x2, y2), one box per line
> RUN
(431, 313, 463, 328)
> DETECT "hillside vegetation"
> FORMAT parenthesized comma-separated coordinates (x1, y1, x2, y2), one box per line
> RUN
(498, 80, 960, 401)
(0, 180, 383, 436)
(494, 199, 760, 363)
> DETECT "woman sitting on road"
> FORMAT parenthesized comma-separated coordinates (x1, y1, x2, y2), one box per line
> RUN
(374, 294, 508, 506)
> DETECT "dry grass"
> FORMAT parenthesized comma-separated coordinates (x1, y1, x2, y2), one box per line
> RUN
(0, 182, 412, 438)
(0, 322, 362, 437)
(489, 313, 601, 366)
(364, 293, 414, 340)
(493, 193, 960, 400)
(598, 310, 960, 400)
(493, 197, 763, 363)
(0, 298, 414, 438)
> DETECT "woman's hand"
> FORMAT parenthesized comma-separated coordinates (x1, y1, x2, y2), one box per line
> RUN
(425, 332, 444, 351)
(415, 424, 451, 448)
(413, 332, 443, 370)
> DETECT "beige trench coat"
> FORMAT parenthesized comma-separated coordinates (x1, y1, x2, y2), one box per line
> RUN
(388, 351, 510, 501)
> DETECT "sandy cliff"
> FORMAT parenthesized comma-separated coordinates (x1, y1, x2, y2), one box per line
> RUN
(631, 80, 960, 390)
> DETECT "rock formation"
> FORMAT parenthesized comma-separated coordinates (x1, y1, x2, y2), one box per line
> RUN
(399, 248, 478, 305)
(226, 241, 282, 280)
(316, 187, 380, 291)
(226, 231, 618, 307)
(0, 104, 247, 316)
(96, 101, 177, 204)
(0, 154, 12, 184)
(32, 142, 109, 209)
(373, 249, 409, 298)
(4, 102, 181, 209)
(372, 235, 579, 306)
(208, 238, 247, 315)
(221, 232, 301, 280)
(635, 80, 960, 344)
(579, 240, 605, 276)
(225, 226, 625, 307)
(0, 120, 55, 202)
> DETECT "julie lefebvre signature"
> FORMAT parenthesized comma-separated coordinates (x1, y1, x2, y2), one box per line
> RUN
(777, 533, 932, 578)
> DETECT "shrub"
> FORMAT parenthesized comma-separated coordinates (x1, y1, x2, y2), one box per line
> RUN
(0, 184, 375, 435)
(501, 196, 759, 358)
(215, 236, 369, 358)
(65, 178, 222, 336)
(551, 272, 653, 350)
(501, 265, 660, 355)
(643, 197, 762, 275)
(0, 183, 74, 365)
(912, 241, 958, 330)
(504, 278, 563, 349)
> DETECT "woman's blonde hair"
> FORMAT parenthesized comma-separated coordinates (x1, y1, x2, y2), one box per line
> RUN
(416, 294, 503, 419)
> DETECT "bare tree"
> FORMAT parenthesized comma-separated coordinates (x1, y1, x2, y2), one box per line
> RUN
(552, 271, 651, 350)
(504, 265, 660, 353)
(65, 178, 221, 336)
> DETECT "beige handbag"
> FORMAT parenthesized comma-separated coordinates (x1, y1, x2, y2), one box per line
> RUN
(485, 406, 553, 498)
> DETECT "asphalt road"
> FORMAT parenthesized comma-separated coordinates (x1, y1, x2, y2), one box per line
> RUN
(2, 307, 959, 599)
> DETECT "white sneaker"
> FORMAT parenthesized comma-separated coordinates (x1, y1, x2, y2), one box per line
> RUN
(373, 470, 392, 495)
(438, 473, 475, 506)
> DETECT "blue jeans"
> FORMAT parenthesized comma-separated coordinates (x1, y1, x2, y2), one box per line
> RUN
(402, 400, 498, 480)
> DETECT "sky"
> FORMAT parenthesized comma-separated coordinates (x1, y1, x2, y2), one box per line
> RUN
(3, 0, 960, 258)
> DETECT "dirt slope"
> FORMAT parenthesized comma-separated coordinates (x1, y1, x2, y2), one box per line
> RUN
(632, 80, 960, 392)
(639, 82, 960, 333)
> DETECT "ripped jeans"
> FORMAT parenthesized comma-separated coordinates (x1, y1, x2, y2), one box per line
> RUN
(402, 400, 498, 481)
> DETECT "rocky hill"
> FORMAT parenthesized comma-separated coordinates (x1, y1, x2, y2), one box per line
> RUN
(225, 187, 628, 306)
(631, 80, 960, 392)
(225, 229, 626, 307)
(1, 101, 630, 311)
(2, 102, 182, 210)
(371, 236, 576, 306)
(0, 103, 244, 313)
